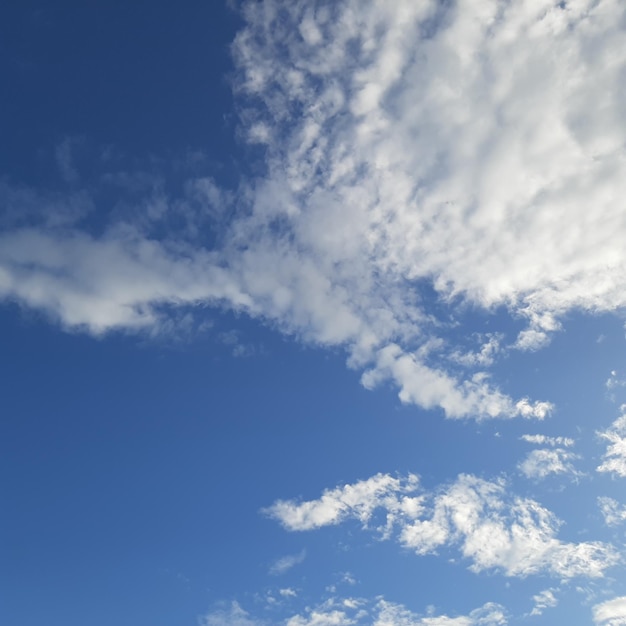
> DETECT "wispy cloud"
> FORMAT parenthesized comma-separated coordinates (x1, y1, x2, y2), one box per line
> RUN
(606, 372, 626, 391)
(518, 448, 581, 480)
(269, 550, 306, 576)
(529, 589, 559, 616)
(200, 601, 263, 626)
(265, 472, 618, 579)
(520, 434, 575, 447)
(201, 596, 507, 626)
(55, 137, 80, 183)
(598, 497, 626, 527)
(597, 407, 626, 478)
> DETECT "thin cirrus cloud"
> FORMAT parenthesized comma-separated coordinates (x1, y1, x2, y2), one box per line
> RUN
(269, 550, 306, 576)
(2, 0, 626, 419)
(264, 472, 619, 579)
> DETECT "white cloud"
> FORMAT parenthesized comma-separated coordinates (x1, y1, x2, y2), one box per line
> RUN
(374, 600, 506, 626)
(0, 227, 253, 334)
(529, 589, 558, 616)
(266, 473, 618, 579)
(606, 372, 626, 390)
(2, 0, 626, 418)
(597, 407, 626, 477)
(269, 550, 307, 575)
(449, 334, 503, 368)
(518, 448, 580, 480)
(264, 473, 423, 536)
(286, 608, 355, 626)
(598, 497, 626, 527)
(593, 596, 626, 625)
(200, 602, 263, 626)
(520, 434, 575, 447)
(202, 597, 506, 626)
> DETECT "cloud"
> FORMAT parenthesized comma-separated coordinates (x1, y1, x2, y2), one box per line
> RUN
(264, 473, 423, 535)
(598, 497, 626, 527)
(373, 600, 506, 626)
(266, 472, 618, 579)
(218, 329, 259, 358)
(529, 589, 558, 616)
(597, 407, 626, 477)
(520, 434, 575, 447)
(200, 602, 263, 626)
(449, 334, 503, 368)
(55, 137, 80, 183)
(518, 448, 580, 480)
(0, 227, 253, 334)
(201, 597, 506, 626)
(593, 596, 626, 626)
(269, 550, 307, 575)
(2, 0, 626, 418)
(606, 372, 626, 391)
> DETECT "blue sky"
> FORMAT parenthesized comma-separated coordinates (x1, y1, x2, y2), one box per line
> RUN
(3, 1, 626, 625)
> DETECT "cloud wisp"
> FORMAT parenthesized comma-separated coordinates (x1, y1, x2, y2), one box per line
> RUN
(597, 407, 626, 478)
(264, 472, 619, 579)
(529, 589, 558, 617)
(269, 550, 307, 576)
(598, 497, 626, 527)
(200, 596, 507, 626)
(518, 449, 580, 480)
(2, 0, 626, 418)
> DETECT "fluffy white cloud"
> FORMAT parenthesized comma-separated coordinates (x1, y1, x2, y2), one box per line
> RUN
(264, 473, 423, 536)
(2, 0, 626, 418)
(593, 596, 626, 625)
(518, 448, 580, 480)
(266, 473, 618, 579)
(0, 227, 252, 334)
(597, 408, 626, 477)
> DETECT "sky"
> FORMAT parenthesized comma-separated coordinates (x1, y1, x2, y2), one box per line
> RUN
(2, 0, 626, 624)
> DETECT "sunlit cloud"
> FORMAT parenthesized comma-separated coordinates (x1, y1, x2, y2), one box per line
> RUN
(1, 0, 625, 419)
(593, 596, 626, 626)
(266, 472, 619, 579)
